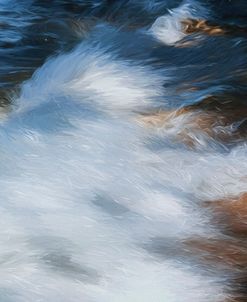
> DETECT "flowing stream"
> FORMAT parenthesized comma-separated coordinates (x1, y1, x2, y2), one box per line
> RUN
(0, 1, 247, 301)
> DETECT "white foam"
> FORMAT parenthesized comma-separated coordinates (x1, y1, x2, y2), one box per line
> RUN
(0, 16, 239, 302)
(150, 0, 208, 45)
(15, 43, 165, 115)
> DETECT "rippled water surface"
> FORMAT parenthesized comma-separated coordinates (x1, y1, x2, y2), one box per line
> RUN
(0, 1, 247, 301)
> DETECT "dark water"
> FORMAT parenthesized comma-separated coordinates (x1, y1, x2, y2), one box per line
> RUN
(1, 1, 247, 113)
(0, 1, 247, 301)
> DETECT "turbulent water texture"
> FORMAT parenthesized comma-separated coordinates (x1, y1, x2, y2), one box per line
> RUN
(0, 0, 247, 301)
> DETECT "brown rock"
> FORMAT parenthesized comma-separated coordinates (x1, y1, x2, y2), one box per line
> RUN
(184, 237, 247, 268)
(206, 193, 247, 236)
(138, 95, 247, 148)
(181, 18, 225, 35)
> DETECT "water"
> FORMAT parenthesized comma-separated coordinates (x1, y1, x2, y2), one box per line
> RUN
(0, 1, 247, 301)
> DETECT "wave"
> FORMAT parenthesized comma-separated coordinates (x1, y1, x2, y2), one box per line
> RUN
(0, 0, 246, 301)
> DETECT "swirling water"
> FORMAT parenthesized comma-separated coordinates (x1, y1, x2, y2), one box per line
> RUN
(0, 1, 247, 301)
